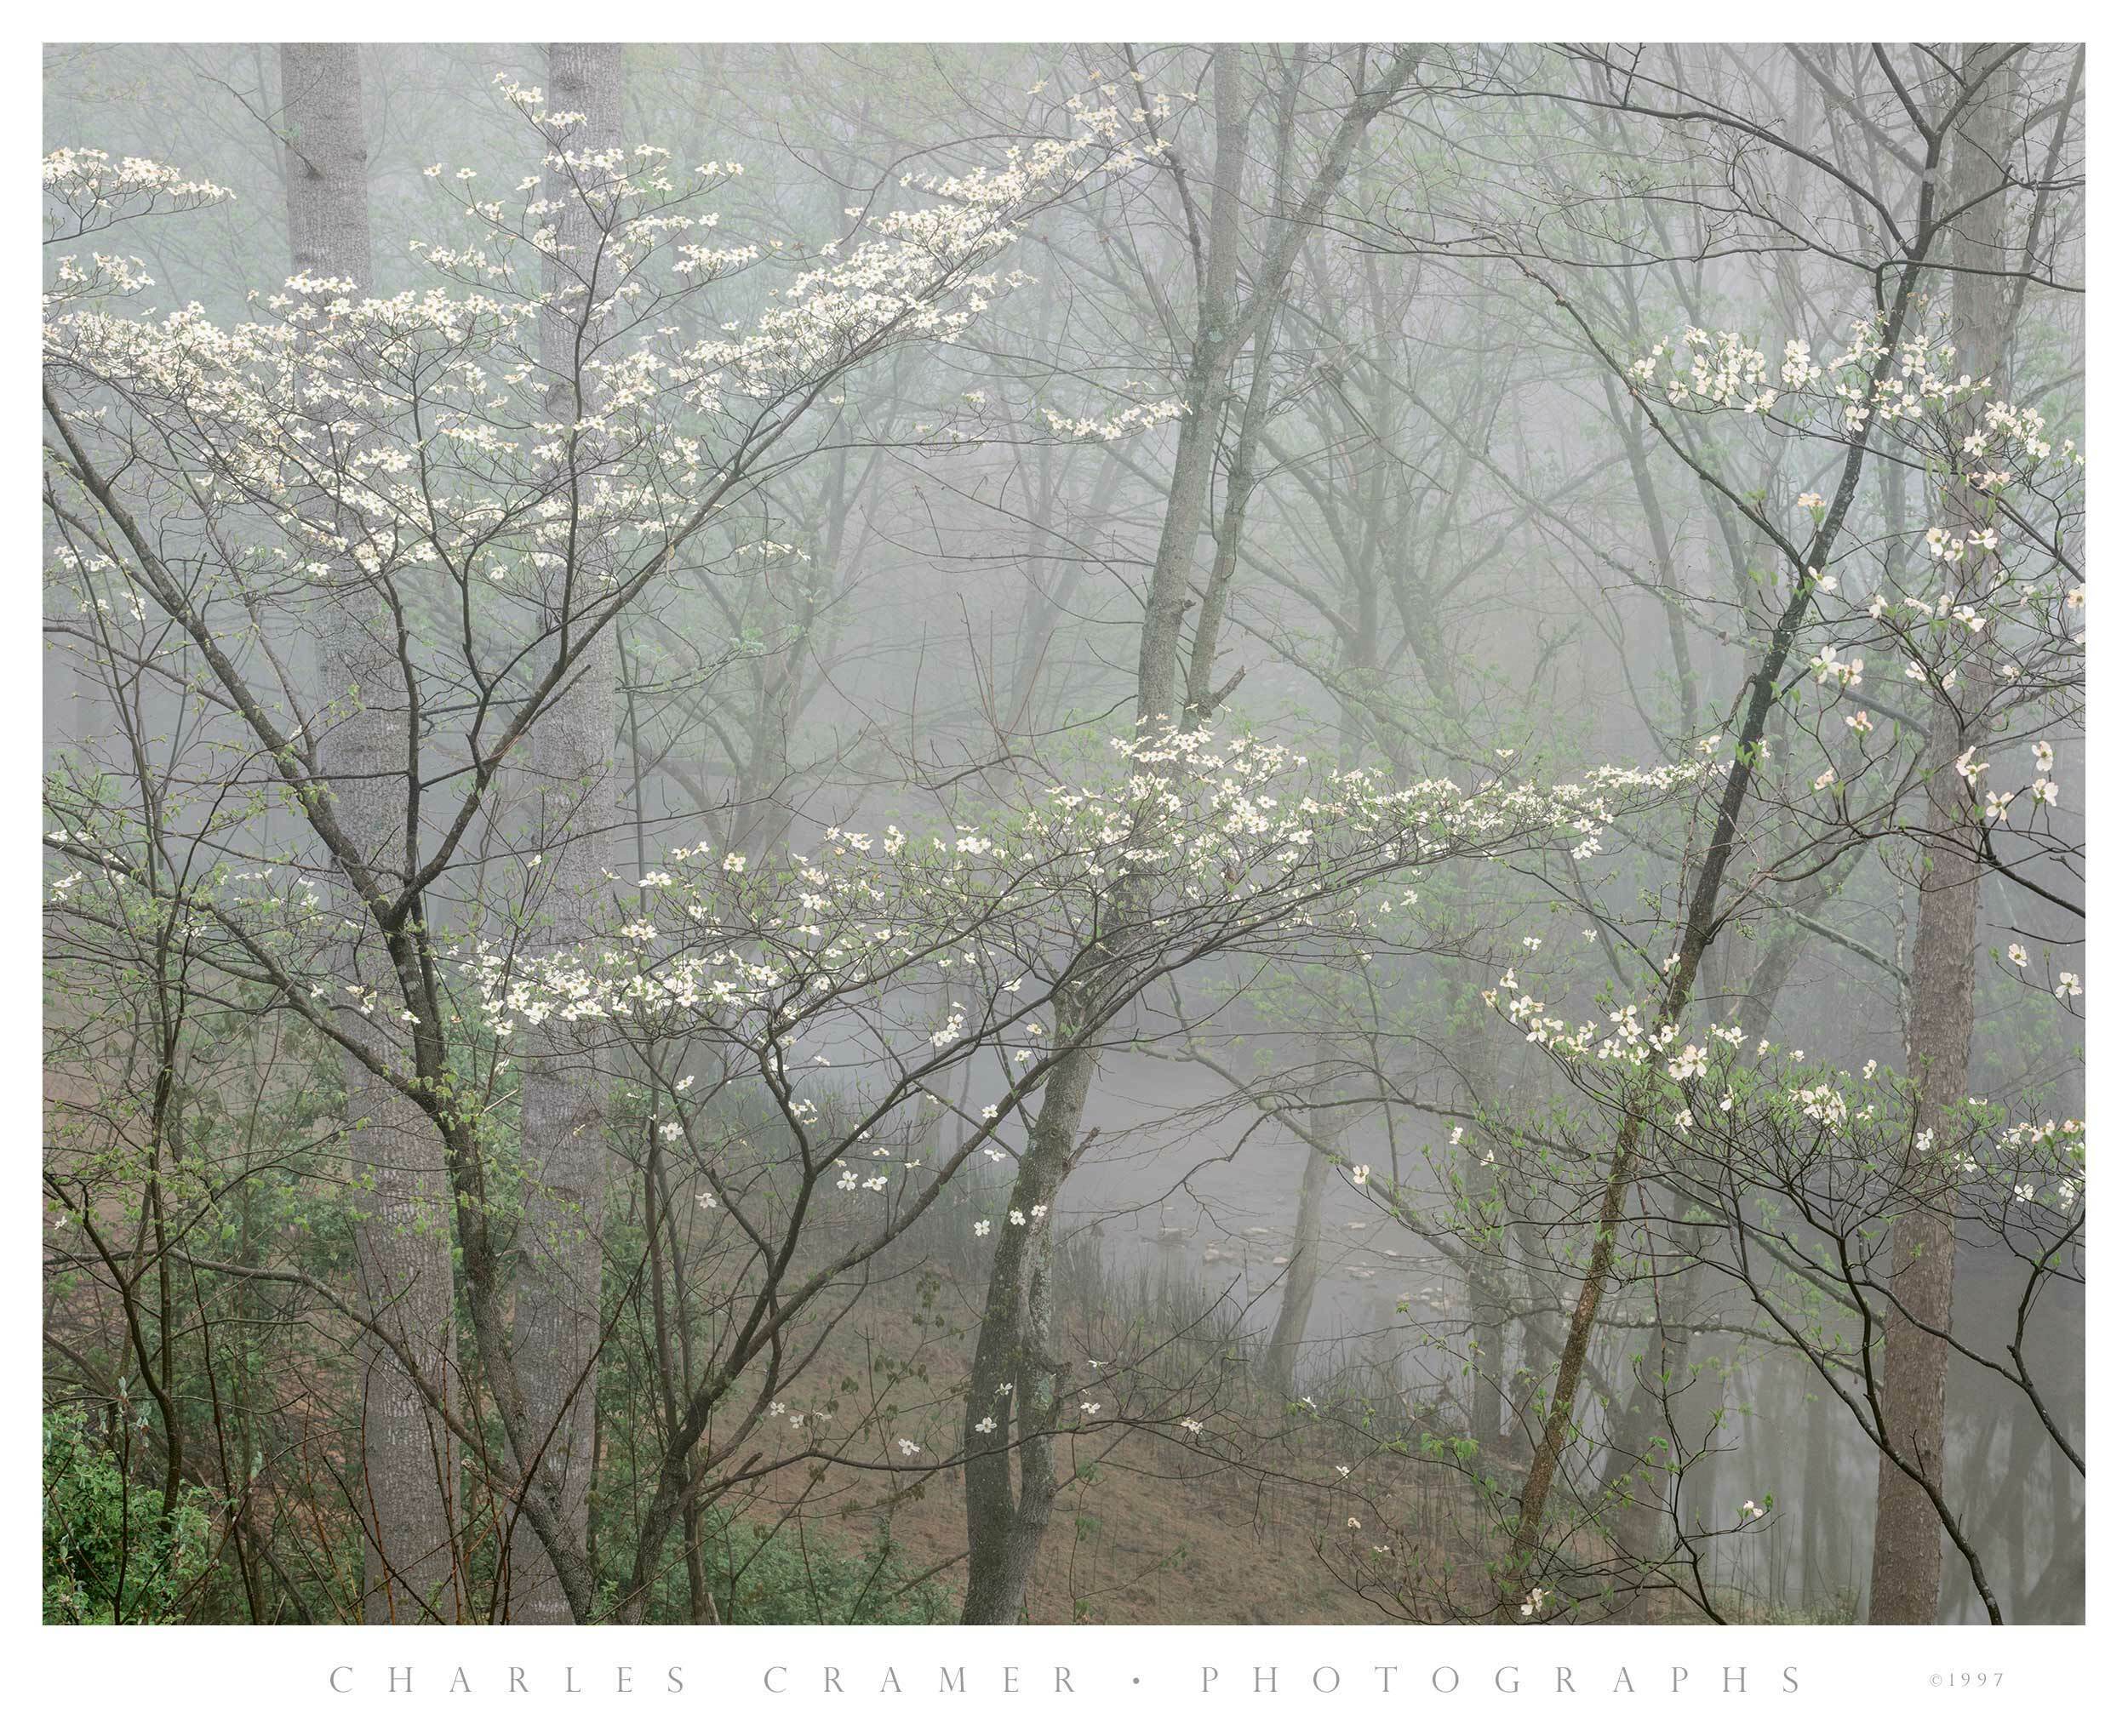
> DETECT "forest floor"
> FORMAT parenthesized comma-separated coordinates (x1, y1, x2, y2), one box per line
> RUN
(715, 1251, 1500, 1624)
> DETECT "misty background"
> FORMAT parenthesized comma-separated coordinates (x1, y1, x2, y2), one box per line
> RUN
(42, 42, 2083, 1627)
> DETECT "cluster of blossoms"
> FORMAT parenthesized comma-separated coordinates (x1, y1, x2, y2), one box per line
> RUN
(42, 87, 1153, 612)
(1630, 325, 1782, 412)
(43, 146, 232, 237)
(1635, 317, 2080, 855)
(1483, 973, 1737, 1067)
(43, 149, 234, 311)
(1038, 397, 1190, 442)
(453, 76, 1164, 411)
(1473, 960, 2085, 1217)
(762, 1397, 838, 1436)
(1807, 645, 1866, 688)
(449, 730, 1702, 1060)
(1633, 317, 2082, 447)
(1965, 739, 2067, 824)
(1988, 1118, 2085, 1211)
(1860, 534, 2081, 715)
(42, 726, 1719, 1251)
(38, 725, 1708, 1131)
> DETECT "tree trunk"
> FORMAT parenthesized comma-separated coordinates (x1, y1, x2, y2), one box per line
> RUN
(1500, 185, 1946, 1611)
(960, 1002, 1091, 1623)
(1864, 704, 1978, 1624)
(507, 40, 626, 1626)
(960, 51, 1251, 1618)
(1802, 1368, 1833, 1608)
(281, 42, 460, 1625)
(1866, 43, 2016, 1627)
(1593, 1209, 1704, 1593)
(1263, 1037, 1339, 1395)
(958, 45, 1418, 1622)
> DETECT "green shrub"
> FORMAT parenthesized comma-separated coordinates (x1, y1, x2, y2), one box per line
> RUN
(703, 1512, 951, 1625)
(43, 1409, 214, 1624)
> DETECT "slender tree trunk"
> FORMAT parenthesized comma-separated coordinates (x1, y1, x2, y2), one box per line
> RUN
(961, 1001, 1090, 1622)
(1501, 254, 1933, 1613)
(960, 49, 1251, 1617)
(1867, 44, 2016, 1626)
(1593, 1208, 1703, 1577)
(1865, 707, 1978, 1624)
(1264, 1037, 1339, 1395)
(507, 40, 626, 1626)
(1267, 657, 1375, 1394)
(1450, 979, 1517, 1453)
(1131, 45, 1246, 729)
(281, 42, 460, 1625)
(1802, 1368, 1833, 1608)
(958, 46, 1420, 1623)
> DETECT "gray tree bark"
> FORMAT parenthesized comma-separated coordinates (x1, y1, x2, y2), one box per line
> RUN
(281, 42, 460, 1625)
(960, 994, 1090, 1623)
(506, 40, 626, 1626)
(1866, 49, 2020, 1626)
(1263, 1038, 1341, 1396)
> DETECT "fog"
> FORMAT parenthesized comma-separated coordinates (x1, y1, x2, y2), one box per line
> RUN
(42, 42, 2083, 1627)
